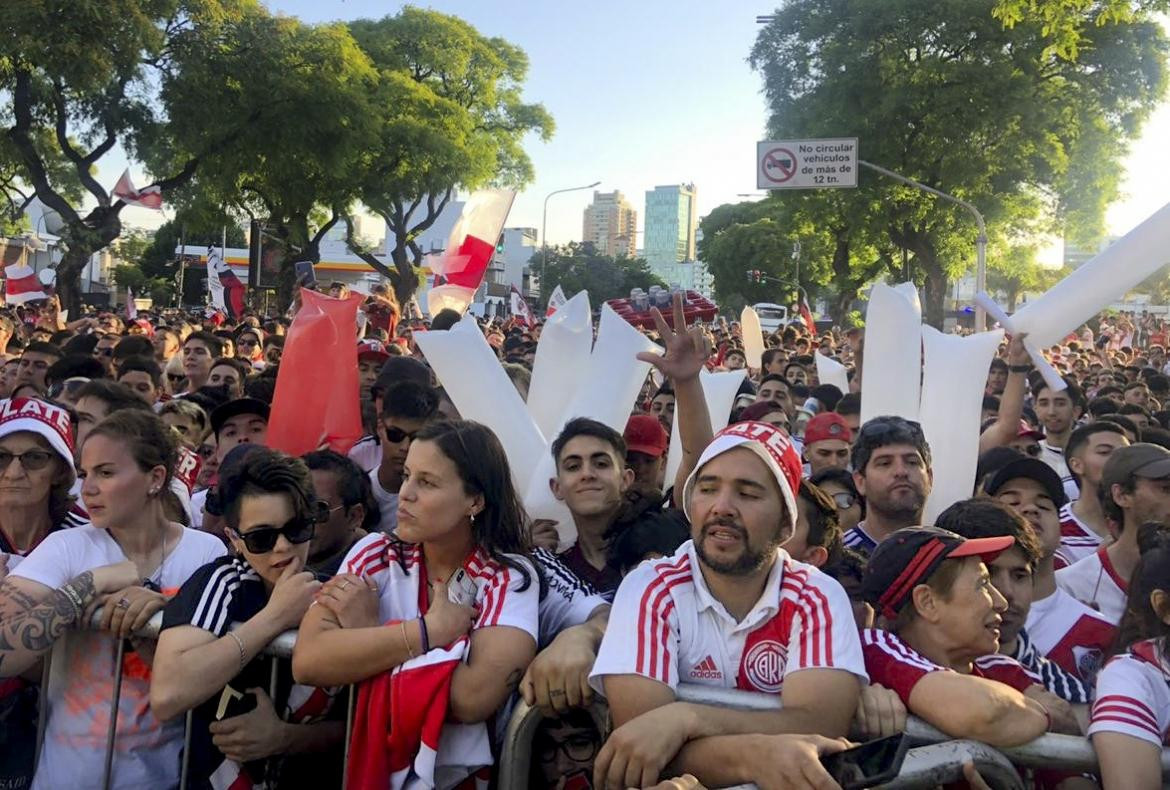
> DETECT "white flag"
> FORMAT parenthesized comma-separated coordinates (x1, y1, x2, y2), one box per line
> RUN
(206, 245, 227, 312)
(510, 285, 534, 327)
(546, 284, 567, 317)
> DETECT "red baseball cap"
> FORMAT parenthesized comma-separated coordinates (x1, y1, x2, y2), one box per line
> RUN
(357, 339, 390, 363)
(1016, 420, 1045, 441)
(803, 412, 853, 445)
(624, 414, 668, 459)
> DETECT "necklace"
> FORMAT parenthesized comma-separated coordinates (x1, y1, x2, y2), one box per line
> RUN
(105, 521, 173, 585)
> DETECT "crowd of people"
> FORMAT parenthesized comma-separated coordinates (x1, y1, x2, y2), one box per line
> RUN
(0, 284, 1167, 790)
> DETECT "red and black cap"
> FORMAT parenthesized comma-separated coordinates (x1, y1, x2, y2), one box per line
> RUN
(860, 526, 1015, 620)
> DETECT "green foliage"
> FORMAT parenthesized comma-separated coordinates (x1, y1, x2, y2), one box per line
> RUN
(993, 0, 1169, 60)
(750, 0, 1168, 325)
(111, 264, 147, 292)
(534, 243, 667, 307)
(346, 7, 554, 300)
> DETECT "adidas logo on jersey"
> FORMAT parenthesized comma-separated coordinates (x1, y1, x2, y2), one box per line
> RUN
(689, 655, 723, 680)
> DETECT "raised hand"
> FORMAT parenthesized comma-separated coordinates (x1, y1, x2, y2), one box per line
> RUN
(636, 293, 711, 384)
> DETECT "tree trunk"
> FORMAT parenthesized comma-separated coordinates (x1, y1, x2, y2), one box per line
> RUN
(390, 243, 415, 306)
(922, 261, 948, 329)
(55, 245, 94, 316)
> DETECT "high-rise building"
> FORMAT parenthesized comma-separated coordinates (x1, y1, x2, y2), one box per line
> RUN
(644, 183, 697, 268)
(582, 191, 638, 258)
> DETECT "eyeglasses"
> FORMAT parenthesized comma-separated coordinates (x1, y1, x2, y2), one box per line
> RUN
(48, 377, 90, 399)
(231, 517, 315, 553)
(317, 500, 346, 519)
(167, 374, 186, 383)
(238, 338, 259, 347)
(832, 491, 858, 510)
(537, 732, 599, 764)
(383, 426, 419, 444)
(0, 449, 56, 471)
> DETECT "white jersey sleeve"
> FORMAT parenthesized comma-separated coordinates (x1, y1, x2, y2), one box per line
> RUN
(589, 557, 686, 695)
(473, 554, 540, 641)
(1089, 655, 1170, 746)
(533, 547, 608, 648)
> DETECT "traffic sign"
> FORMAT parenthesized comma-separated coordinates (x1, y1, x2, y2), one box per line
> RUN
(756, 138, 858, 190)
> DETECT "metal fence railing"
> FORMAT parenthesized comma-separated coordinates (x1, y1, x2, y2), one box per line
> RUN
(29, 612, 1170, 790)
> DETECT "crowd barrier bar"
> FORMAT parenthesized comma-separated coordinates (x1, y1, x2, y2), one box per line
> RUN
(52, 612, 1170, 789)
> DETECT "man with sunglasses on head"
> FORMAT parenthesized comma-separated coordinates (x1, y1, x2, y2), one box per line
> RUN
(369, 380, 438, 534)
(843, 416, 933, 555)
(302, 450, 376, 579)
(802, 412, 852, 476)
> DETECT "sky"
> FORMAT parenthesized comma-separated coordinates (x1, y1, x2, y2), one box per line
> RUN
(100, 0, 1170, 251)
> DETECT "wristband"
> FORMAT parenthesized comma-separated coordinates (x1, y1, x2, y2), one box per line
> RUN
(418, 616, 430, 653)
(1008, 364, 1033, 373)
(227, 630, 247, 672)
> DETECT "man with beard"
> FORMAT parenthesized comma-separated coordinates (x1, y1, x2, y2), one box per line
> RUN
(1033, 377, 1085, 502)
(843, 416, 933, 554)
(1057, 443, 1170, 623)
(589, 421, 866, 789)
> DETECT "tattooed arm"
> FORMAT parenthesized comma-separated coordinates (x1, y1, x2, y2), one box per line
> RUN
(0, 562, 140, 677)
(448, 625, 537, 724)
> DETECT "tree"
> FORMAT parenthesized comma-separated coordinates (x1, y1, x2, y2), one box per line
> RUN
(993, 0, 1170, 60)
(534, 243, 666, 307)
(343, 8, 554, 304)
(750, 0, 1167, 326)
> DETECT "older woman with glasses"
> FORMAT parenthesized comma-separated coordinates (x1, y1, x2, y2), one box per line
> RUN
(0, 408, 225, 789)
(151, 448, 345, 790)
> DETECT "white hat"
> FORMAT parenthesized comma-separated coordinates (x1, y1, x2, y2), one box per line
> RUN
(0, 398, 76, 480)
(682, 421, 802, 531)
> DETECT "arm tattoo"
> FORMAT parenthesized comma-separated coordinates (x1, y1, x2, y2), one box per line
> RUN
(0, 571, 96, 659)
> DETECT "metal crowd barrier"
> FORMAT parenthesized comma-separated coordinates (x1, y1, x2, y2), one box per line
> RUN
(37, 612, 1170, 790)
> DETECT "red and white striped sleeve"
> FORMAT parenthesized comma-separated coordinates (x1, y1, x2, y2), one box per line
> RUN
(861, 629, 945, 704)
(341, 532, 395, 585)
(589, 556, 689, 694)
(973, 654, 1042, 692)
(472, 555, 539, 641)
(1089, 656, 1170, 746)
(784, 570, 867, 681)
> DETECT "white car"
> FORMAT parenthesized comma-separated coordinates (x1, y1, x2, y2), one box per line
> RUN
(752, 302, 789, 333)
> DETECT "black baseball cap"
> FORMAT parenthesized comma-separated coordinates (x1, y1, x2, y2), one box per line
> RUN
(211, 398, 271, 437)
(983, 457, 1067, 507)
(861, 526, 1015, 620)
(372, 356, 430, 398)
(1102, 443, 1170, 492)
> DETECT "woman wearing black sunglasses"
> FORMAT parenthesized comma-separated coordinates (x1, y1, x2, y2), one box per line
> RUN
(293, 420, 541, 788)
(152, 449, 345, 790)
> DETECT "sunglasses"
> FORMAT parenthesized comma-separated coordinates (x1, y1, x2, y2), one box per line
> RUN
(0, 449, 56, 471)
(832, 491, 858, 510)
(383, 426, 419, 444)
(857, 417, 925, 440)
(232, 517, 315, 553)
(1021, 444, 1043, 457)
(167, 374, 186, 383)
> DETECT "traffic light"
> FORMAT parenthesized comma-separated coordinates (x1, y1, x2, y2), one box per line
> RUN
(746, 269, 764, 283)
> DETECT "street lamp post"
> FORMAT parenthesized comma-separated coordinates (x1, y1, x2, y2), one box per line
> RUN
(541, 181, 600, 296)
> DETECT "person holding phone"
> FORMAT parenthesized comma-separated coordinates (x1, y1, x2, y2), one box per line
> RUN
(151, 448, 345, 789)
(293, 420, 540, 789)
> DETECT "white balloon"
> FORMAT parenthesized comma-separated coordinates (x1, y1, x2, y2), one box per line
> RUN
(740, 307, 765, 369)
(527, 291, 593, 439)
(860, 283, 922, 425)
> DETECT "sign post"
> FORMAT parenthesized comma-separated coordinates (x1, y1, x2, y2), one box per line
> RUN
(756, 138, 858, 190)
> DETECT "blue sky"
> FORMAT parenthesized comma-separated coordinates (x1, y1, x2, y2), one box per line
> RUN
(104, 1, 1168, 250)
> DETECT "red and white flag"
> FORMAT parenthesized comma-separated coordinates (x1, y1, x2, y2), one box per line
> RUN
(510, 284, 534, 327)
(799, 294, 817, 336)
(3, 264, 47, 305)
(111, 169, 163, 210)
(427, 189, 515, 317)
(206, 245, 245, 319)
(546, 284, 567, 317)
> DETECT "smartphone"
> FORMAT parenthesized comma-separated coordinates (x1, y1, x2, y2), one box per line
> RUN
(447, 568, 479, 607)
(294, 260, 317, 288)
(820, 734, 908, 790)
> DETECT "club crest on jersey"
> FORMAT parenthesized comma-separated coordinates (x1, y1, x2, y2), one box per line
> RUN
(743, 640, 787, 693)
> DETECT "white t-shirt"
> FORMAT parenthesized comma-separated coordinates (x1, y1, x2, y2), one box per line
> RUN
(341, 533, 539, 787)
(1024, 587, 1116, 682)
(1088, 638, 1170, 746)
(189, 488, 208, 531)
(1054, 546, 1129, 625)
(590, 541, 867, 695)
(1039, 442, 1080, 503)
(368, 468, 398, 534)
(348, 434, 382, 473)
(11, 525, 225, 790)
(1057, 503, 1105, 569)
(532, 547, 609, 648)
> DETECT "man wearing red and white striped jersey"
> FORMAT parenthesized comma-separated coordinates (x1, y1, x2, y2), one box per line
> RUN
(1088, 639, 1170, 773)
(1058, 422, 1129, 566)
(589, 422, 866, 788)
